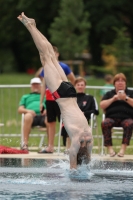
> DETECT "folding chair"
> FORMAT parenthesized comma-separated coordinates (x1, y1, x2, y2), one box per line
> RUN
(21, 113, 47, 149)
(101, 113, 123, 155)
(90, 113, 100, 154)
(90, 113, 97, 132)
(57, 116, 63, 155)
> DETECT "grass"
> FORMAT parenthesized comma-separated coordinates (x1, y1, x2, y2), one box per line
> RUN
(0, 73, 133, 154)
(0, 73, 34, 84)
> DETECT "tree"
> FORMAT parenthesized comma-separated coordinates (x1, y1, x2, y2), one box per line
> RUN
(103, 27, 133, 62)
(102, 27, 133, 84)
(1, 0, 133, 72)
(49, 0, 90, 60)
(84, 0, 133, 66)
(0, 0, 60, 72)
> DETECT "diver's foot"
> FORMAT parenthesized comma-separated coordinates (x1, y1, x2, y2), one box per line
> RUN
(17, 12, 36, 27)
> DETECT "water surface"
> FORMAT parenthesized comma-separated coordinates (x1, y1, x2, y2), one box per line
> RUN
(0, 158, 133, 200)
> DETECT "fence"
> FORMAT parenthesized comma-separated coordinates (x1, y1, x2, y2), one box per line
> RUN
(0, 84, 108, 132)
(0, 85, 133, 149)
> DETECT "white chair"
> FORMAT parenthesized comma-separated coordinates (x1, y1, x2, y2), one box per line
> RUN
(57, 116, 63, 155)
(90, 113, 100, 154)
(90, 113, 97, 133)
(21, 113, 47, 149)
(101, 113, 123, 155)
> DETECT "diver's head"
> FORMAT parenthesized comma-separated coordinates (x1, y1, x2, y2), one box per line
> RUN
(77, 146, 90, 165)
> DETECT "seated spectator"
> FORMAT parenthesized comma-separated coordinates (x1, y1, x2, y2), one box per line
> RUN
(62, 77, 99, 151)
(100, 73, 133, 157)
(18, 77, 47, 151)
(100, 74, 113, 98)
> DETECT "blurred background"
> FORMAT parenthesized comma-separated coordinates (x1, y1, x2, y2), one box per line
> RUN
(1, 0, 133, 152)
(0, 0, 133, 84)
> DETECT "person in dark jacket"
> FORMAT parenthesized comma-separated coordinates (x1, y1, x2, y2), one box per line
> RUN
(100, 73, 133, 157)
(62, 77, 99, 150)
(75, 77, 99, 120)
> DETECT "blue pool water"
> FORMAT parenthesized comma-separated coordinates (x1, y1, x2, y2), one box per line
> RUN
(0, 158, 133, 200)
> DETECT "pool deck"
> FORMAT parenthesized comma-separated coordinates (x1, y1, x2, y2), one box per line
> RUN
(0, 152, 133, 162)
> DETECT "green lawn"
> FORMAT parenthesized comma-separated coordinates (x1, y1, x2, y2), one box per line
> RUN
(0, 73, 105, 85)
(0, 73, 34, 84)
(0, 73, 133, 154)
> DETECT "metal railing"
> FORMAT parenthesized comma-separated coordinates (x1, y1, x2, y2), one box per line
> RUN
(0, 84, 133, 148)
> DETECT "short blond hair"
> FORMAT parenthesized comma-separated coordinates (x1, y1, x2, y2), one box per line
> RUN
(74, 77, 87, 86)
(113, 73, 127, 85)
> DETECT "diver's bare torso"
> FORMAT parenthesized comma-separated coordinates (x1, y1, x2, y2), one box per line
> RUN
(56, 97, 92, 169)
(56, 97, 92, 141)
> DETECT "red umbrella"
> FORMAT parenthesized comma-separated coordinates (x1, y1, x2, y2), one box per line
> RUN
(0, 145, 28, 154)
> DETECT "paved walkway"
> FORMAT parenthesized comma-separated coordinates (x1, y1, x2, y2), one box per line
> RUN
(0, 152, 133, 162)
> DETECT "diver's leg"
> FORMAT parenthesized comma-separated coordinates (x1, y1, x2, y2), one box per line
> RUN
(18, 13, 63, 92)
(17, 13, 67, 83)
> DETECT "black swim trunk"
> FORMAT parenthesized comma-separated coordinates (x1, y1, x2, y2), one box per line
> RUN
(46, 100, 60, 122)
(52, 81, 77, 100)
(32, 115, 46, 127)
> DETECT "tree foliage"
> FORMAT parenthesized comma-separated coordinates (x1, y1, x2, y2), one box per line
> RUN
(103, 27, 133, 62)
(49, 0, 90, 59)
(1, 0, 133, 73)
(102, 27, 133, 84)
(84, 0, 133, 65)
(0, 0, 60, 72)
